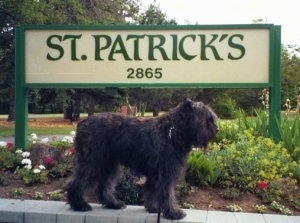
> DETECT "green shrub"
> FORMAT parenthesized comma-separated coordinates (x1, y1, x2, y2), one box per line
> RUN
(186, 150, 220, 187)
(0, 170, 9, 185)
(48, 162, 73, 178)
(214, 120, 240, 143)
(215, 109, 269, 143)
(0, 148, 22, 171)
(252, 109, 269, 137)
(257, 178, 299, 205)
(220, 188, 241, 199)
(255, 205, 267, 213)
(10, 187, 25, 198)
(49, 141, 72, 150)
(49, 192, 63, 201)
(278, 116, 300, 161)
(213, 97, 237, 119)
(209, 131, 296, 191)
(289, 161, 300, 180)
(33, 191, 45, 200)
(235, 109, 269, 137)
(226, 204, 243, 212)
(16, 165, 48, 185)
(270, 201, 293, 215)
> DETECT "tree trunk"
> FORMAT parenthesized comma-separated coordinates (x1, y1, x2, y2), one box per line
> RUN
(64, 99, 73, 122)
(7, 82, 15, 122)
(72, 90, 81, 121)
(88, 95, 95, 116)
(152, 106, 159, 117)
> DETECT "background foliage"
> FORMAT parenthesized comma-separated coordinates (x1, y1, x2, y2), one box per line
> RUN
(1, 1, 300, 119)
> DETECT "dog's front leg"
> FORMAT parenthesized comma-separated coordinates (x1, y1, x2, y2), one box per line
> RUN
(159, 183, 186, 220)
(145, 171, 186, 220)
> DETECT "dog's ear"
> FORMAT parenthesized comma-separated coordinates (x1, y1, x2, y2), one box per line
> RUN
(184, 98, 192, 103)
(182, 98, 194, 110)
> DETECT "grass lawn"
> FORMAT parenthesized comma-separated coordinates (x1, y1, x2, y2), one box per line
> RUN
(0, 117, 76, 137)
(0, 112, 158, 137)
(1, 111, 298, 137)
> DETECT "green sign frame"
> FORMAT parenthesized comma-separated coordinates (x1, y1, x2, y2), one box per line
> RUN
(15, 24, 281, 149)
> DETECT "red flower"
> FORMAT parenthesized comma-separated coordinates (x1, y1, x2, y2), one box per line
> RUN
(258, 181, 268, 190)
(69, 147, 76, 154)
(6, 142, 14, 150)
(44, 155, 54, 165)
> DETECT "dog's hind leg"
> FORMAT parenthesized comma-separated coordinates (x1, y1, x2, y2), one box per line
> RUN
(144, 176, 159, 213)
(96, 163, 126, 209)
(67, 169, 92, 211)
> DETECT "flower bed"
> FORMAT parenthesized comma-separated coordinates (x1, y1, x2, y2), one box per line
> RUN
(0, 113, 300, 215)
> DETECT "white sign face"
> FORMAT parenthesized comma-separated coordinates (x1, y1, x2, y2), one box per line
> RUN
(25, 28, 270, 84)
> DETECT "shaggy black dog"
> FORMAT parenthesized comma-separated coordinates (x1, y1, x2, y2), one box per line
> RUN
(67, 98, 218, 220)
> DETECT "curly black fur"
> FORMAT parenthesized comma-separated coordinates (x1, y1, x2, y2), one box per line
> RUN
(67, 98, 218, 220)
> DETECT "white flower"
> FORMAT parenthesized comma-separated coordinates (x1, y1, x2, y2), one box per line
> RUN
(41, 138, 49, 143)
(21, 151, 30, 158)
(15, 149, 23, 154)
(38, 165, 46, 170)
(70, 131, 76, 136)
(62, 136, 74, 144)
(21, 158, 32, 166)
(33, 168, 41, 174)
(0, 141, 7, 147)
(30, 133, 38, 140)
(24, 165, 32, 170)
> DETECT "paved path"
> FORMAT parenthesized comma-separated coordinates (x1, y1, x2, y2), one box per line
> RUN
(0, 135, 66, 143)
(0, 199, 299, 223)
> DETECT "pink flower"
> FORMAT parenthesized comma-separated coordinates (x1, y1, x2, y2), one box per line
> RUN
(69, 147, 76, 154)
(6, 142, 14, 150)
(258, 181, 268, 190)
(44, 155, 54, 166)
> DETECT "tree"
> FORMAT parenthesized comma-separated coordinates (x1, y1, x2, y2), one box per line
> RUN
(0, 0, 141, 120)
(281, 45, 300, 108)
(82, 0, 140, 24)
(138, 1, 176, 25)
(0, 0, 19, 121)
(0, 0, 88, 120)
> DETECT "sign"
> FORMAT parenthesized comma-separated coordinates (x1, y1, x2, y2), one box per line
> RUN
(25, 27, 269, 84)
(15, 24, 281, 150)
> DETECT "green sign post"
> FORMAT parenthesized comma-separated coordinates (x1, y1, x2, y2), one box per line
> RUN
(15, 24, 281, 149)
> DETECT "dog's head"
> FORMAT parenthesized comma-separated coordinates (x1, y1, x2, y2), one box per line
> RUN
(175, 98, 218, 148)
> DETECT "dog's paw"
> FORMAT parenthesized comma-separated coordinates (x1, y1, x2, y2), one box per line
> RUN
(163, 209, 186, 220)
(104, 200, 126, 209)
(145, 206, 158, 213)
(70, 202, 92, 212)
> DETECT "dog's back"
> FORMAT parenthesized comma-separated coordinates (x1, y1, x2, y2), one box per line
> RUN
(75, 113, 164, 174)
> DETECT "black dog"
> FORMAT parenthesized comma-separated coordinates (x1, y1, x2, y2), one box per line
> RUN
(67, 98, 218, 220)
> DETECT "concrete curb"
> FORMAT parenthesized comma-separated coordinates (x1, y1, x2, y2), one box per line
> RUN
(0, 199, 299, 223)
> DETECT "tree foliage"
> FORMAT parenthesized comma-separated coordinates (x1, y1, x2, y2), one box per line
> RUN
(1, 1, 300, 118)
(0, 0, 141, 120)
(138, 2, 176, 25)
(281, 45, 300, 108)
